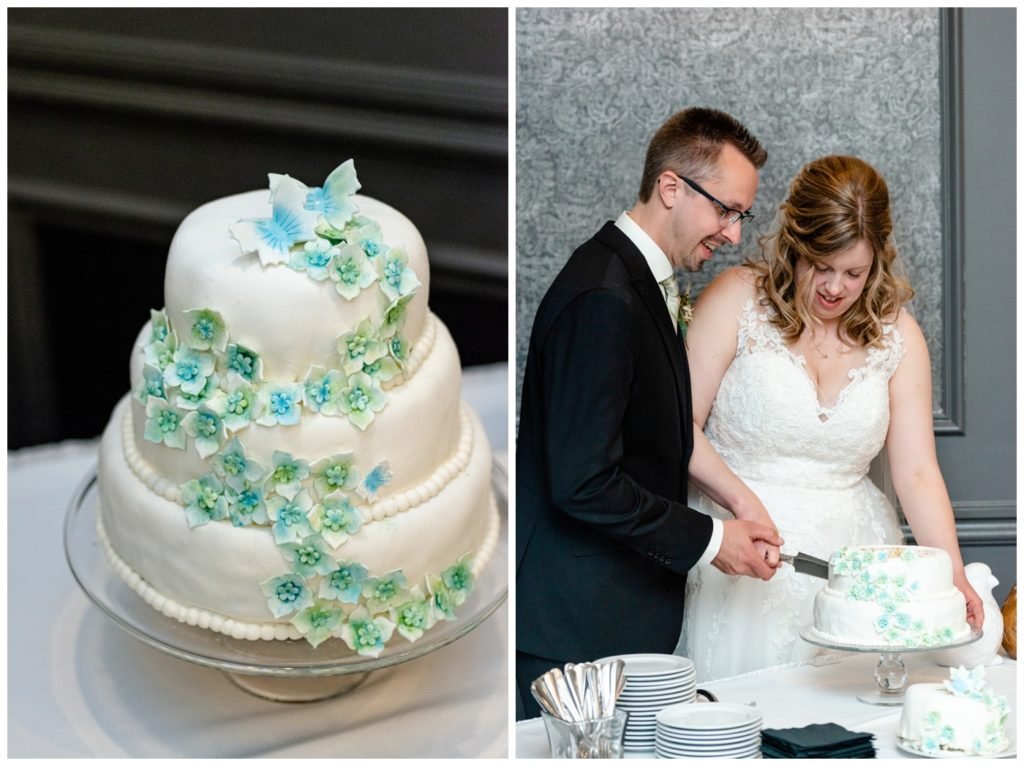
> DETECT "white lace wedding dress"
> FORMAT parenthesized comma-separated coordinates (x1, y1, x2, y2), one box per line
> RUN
(678, 298, 906, 682)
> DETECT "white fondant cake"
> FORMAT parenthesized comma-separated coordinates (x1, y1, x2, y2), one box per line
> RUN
(898, 666, 1010, 756)
(812, 545, 970, 648)
(96, 161, 499, 652)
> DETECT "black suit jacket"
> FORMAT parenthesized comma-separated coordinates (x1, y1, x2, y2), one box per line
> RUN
(516, 221, 713, 662)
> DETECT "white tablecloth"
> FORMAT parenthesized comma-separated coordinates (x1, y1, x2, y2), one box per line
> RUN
(517, 651, 1018, 758)
(8, 364, 509, 758)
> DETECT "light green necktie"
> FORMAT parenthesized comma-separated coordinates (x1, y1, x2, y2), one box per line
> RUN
(661, 275, 680, 334)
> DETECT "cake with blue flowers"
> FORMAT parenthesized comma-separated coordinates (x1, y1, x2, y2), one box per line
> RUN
(897, 666, 1010, 756)
(96, 160, 499, 653)
(811, 545, 971, 648)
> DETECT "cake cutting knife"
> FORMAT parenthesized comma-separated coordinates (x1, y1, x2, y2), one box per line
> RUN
(779, 552, 829, 579)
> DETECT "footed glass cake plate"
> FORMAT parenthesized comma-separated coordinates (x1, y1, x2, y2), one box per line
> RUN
(896, 732, 1016, 759)
(64, 463, 508, 702)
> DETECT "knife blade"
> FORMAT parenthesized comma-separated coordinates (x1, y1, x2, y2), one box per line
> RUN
(779, 552, 829, 579)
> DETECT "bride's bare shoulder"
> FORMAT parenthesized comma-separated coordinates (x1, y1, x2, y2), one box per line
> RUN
(697, 265, 759, 308)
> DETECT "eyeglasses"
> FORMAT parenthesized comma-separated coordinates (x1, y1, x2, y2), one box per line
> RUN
(676, 174, 755, 227)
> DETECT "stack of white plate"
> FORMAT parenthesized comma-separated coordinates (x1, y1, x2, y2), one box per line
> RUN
(655, 702, 763, 759)
(594, 654, 697, 752)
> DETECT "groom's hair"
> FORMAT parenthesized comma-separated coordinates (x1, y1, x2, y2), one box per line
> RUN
(638, 107, 767, 202)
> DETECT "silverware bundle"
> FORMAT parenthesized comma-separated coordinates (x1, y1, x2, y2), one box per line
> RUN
(530, 659, 626, 721)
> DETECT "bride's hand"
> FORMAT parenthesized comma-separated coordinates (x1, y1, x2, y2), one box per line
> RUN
(954, 571, 985, 630)
(755, 541, 781, 568)
(733, 497, 780, 567)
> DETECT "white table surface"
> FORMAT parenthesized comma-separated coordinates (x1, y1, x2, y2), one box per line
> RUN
(8, 363, 509, 758)
(517, 651, 1018, 758)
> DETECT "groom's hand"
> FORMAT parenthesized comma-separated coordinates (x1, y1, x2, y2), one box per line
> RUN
(712, 520, 784, 580)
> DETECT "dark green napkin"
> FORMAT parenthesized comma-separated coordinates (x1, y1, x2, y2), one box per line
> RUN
(761, 722, 875, 758)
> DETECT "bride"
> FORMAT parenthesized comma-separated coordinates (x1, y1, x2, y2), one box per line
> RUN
(679, 155, 982, 681)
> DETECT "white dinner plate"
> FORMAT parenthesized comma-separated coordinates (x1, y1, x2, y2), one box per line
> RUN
(658, 719, 761, 737)
(655, 743, 761, 758)
(657, 702, 762, 730)
(658, 730, 760, 746)
(595, 653, 695, 677)
(619, 691, 695, 705)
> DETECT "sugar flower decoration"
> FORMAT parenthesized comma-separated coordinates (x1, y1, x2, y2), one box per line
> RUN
(289, 238, 338, 282)
(357, 461, 392, 502)
(302, 365, 345, 416)
(319, 561, 368, 604)
(329, 243, 378, 301)
(256, 383, 303, 427)
(310, 492, 363, 548)
(136, 364, 166, 405)
(337, 318, 387, 376)
(301, 159, 361, 231)
(378, 246, 421, 303)
(144, 337, 176, 370)
(362, 354, 401, 384)
(267, 451, 311, 500)
(210, 437, 265, 490)
(261, 573, 314, 618)
(388, 334, 411, 369)
(380, 294, 413, 339)
(226, 483, 268, 527)
(345, 216, 388, 259)
(150, 308, 172, 344)
(291, 600, 345, 648)
(163, 346, 216, 396)
(944, 665, 987, 697)
(181, 404, 227, 459)
(220, 377, 261, 432)
(441, 554, 475, 607)
(311, 453, 360, 498)
(390, 586, 433, 643)
(182, 308, 228, 353)
(174, 373, 221, 411)
(266, 490, 316, 544)
(362, 570, 409, 614)
(143, 397, 187, 449)
(429, 575, 457, 622)
(338, 372, 388, 431)
(339, 607, 395, 658)
(281, 535, 336, 579)
(230, 174, 318, 266)
(180, 474, 229, 527)
(224, 342, 262, 383)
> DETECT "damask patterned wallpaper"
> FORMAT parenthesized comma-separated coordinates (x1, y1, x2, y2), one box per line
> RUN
(516, 7, 944, 415)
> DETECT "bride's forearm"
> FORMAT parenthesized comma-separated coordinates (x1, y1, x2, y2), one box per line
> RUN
(689, 429, 770, 524)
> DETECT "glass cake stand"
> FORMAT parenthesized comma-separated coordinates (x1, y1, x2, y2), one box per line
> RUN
(64, 462, 508, 702)
(800, 626, 981, 706)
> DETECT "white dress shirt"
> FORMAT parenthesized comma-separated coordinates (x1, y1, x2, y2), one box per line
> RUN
(613, 212, 724, 566)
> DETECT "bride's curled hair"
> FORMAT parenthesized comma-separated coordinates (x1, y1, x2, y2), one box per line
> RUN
(749, 155, 914, 348)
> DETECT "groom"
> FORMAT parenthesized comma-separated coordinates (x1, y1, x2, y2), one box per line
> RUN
(516, 107, 782, 720)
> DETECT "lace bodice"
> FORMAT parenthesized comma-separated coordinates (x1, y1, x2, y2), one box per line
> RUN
(705, 298, 905, 490)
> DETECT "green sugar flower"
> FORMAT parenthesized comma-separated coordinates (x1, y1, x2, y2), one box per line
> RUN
(390, 586, 433, 643)
(380, 294, 414, 339)
(163, 346, 216, 396)
(429, 575, 457, 622)
(210, 437, 265, 491)
(291, 600, 345, 648)
(338, 372, 388, 431)
(182, 308, 228, 353)
(266, 451, 310, 500)
(388, 334, 411, 369)
(337, 318, 386, 376)
(144, 338, 176, 370)
(362, 570, 409, 614)
(311, 453, 360, 498)
(328, 243, 378, 300)
(290, 238, 339, 282)
(224, 343, 262, 383)
(302, 365, 345, 416)
(319, 561, 368, 604)
(310, 492, 363, 548)
(136, 364, 166, 405)
(150, 308, 172, 344)
(220, 377, 260, 432)
(345, 217, 388, 260)
(339, 607, 395, 658)
(182, 405, 226, 459)
(226, 483, 268, 527)
(266, 490, 315, 544)
(256, 383, 303, 427)
(281, 534, 336, 579)
(261, 573, 313, 618)
(378, 246, 421, 303)
(180, 474, 229, 527)
(174, 372, 221, 411)
(362, 354, 401, 384)
(441, 554, 475, 607)
(143, 397, 187, 450)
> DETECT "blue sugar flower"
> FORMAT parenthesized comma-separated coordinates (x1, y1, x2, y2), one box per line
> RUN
(149, 308, 174, 344)
(328, 243, 378, 301)
(944, 665, 986, 697)
(362, 570, 409, 614)
(319, 561, 368, 604)
(345, 217, 389, 260)
(256, 383, 303, 427)
(388, 334, 411, 369)
(291, 600, 345, 648)
(182, 308, 227, 352)
(181, 405, 226, 459)
(429, 575, 457, 622)
(230, 174, 318, 266)
(380, 294, 414, 339)
(266, 451, 310, 500)
(302, 365, 345, 416)
(226, 483, 268, 527)
(281, 535, 336, 579)
(163, 347, 215, 396)
(356, 461, 392, 502)
(266, 490, 315, 544)
(180, 474, 229, 527)
(336, 318, 387, 376)
(311, 453, 360, 498)
(143, 397, 187, 450)
(210, 436, 266, 491)
(339, 607, 395, 658)
(136, 364, 166, 405)
(873, 614, 889, 632)
(310, 492, 363, 548)
(362, 354, 401, 384)
(338, 372, 388, 431)
(174, 372, 221, 411)
(303, 160, 361, 230)
(224, 343, 262, 383)
(220, 377, 261, 432)
(378, 246, 421, 303)
(389, 586, 432, 643)
(441, 554, 475, 607)
(144, 338, 176, 370)
(261, 573, 313, 618)
(290, 238, 339, 282)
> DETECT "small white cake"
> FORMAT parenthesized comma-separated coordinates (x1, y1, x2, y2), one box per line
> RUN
(898, 666, 1010, 756)
(812, 545, 971, 647)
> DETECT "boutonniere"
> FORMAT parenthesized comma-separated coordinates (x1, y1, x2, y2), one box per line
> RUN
(678, 286, 694, 338)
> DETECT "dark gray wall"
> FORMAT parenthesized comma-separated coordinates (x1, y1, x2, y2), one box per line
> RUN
(9, 8, 508, 449)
